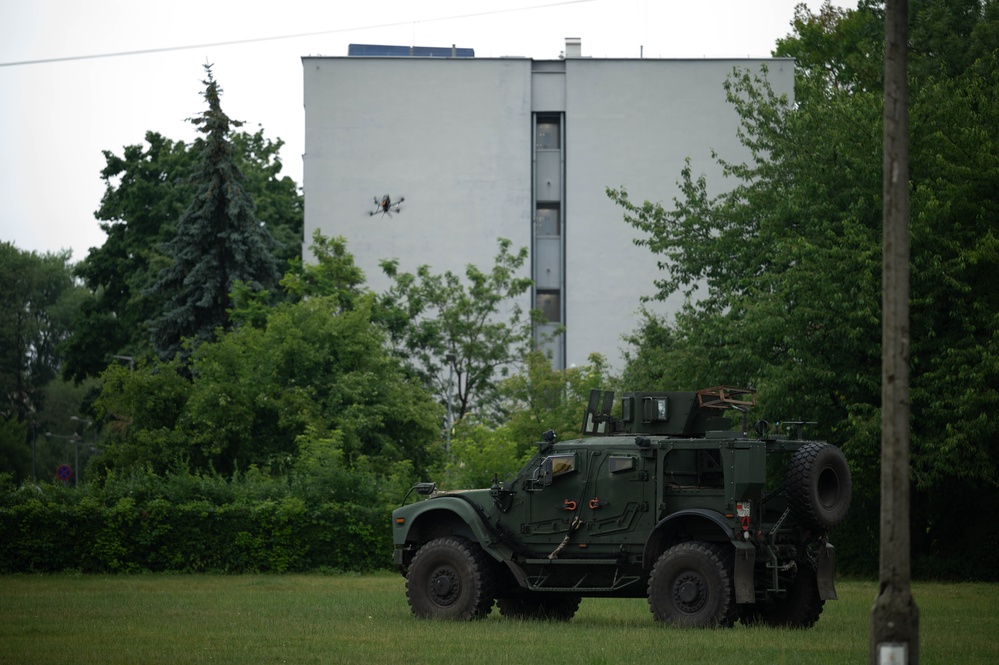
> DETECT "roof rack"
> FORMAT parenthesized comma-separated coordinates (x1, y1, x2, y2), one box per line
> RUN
(695, 386, 756, 410)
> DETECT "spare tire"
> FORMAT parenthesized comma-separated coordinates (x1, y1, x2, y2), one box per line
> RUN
(785, 442, 852, 531)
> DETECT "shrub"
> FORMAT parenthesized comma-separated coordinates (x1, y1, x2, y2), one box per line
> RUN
(0, 468, 394, 574)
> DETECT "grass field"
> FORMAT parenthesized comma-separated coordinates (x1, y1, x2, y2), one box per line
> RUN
(1, 574, 997, 664)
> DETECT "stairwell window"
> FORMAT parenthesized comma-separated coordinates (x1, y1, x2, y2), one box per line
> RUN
(535, 204, 560, 237)
(536, 119, 560, 149)
(536, 290, 561, 323)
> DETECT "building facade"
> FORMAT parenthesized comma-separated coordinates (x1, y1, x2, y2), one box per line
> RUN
(302, 41, 793, 370)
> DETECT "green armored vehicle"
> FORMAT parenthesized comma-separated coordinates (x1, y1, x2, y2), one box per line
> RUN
(392, 387, 852, 628)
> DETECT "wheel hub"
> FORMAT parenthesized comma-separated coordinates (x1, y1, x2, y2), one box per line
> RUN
(673, 572, 707, 613)
(429, 566, 460, 606)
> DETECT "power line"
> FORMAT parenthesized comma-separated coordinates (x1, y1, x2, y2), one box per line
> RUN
(0, 0, 596, 68)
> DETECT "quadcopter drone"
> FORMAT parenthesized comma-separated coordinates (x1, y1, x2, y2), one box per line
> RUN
(369, 194, 404, 218)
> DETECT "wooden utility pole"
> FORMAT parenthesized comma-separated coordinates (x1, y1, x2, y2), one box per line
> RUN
(870, 0, 919, 662)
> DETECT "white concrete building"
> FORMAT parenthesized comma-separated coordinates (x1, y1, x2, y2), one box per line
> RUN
(302, 40, 793, 370)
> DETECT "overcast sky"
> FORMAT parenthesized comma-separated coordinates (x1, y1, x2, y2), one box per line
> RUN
(0, 0, 856, 262)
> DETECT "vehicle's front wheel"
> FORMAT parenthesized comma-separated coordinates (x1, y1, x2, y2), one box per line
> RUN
(497, 593, 582, 621)
(647, 541, 738, 628)
(406, 537, 495, 620)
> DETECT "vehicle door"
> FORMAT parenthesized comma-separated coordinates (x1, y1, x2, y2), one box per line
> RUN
(518, 448, 588, 549)
(579, 448, 655, 547)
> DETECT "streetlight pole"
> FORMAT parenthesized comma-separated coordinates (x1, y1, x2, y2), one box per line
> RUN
(70, 416, 93, 487)
(70, 434, 80, 487)
(31, 423, 37, 483)
(45, 432, 73, 483)
(445, 353, 456, 454)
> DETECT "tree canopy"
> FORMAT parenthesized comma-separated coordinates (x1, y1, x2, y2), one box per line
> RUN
(379, 238, 537, 422)
(609, 0, 999, 577)
(94, 293, 442, 478)
(0, 243, 86, 481)
(146, 64, 280, 361)
(0, 243, 80, 424)
(65, 102, 302, 382)
(443, 351, 612, 489)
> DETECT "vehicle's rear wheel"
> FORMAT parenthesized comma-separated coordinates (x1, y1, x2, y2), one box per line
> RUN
(406, 537, 495, 620)
(786, 442, 852, 531)
(647, 541, 738, 628)
(497, 593, 582, 621)
(740, 557, 825, 628)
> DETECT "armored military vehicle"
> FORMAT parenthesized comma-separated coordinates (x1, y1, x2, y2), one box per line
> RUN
(392, 387, 852, 627)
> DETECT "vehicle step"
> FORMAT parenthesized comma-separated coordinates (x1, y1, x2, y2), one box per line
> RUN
(524, 558, 621, 565)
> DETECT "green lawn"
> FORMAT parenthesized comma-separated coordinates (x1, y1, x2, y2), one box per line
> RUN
(1, 574, 996, 664)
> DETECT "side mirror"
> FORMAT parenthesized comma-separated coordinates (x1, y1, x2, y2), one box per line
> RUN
(402, 481, 437, 505)
(540, 457, 553, 486)
(525, 457, 554, 491)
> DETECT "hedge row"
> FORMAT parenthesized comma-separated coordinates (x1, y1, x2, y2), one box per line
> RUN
(0, 495, 392, 574)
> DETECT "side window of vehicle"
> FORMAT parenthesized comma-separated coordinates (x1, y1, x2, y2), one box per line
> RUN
(549, 453, 576, 479)
(608, 455, 635, 474)
(525, 452, 578, 491)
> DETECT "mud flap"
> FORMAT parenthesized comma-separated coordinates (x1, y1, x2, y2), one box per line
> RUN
(816, 542, 837, 600)
(733, 541, 757, 604)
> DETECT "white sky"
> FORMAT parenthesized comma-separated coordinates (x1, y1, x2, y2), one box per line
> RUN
(0, 0, 856, 263)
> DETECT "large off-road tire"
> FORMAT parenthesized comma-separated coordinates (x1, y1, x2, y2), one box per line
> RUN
(647, 541, 738, 628)
(740, 557, 825, 629)
(406, 537, 495, 620)
(497, 594, 582, 621)
(786, 442, 852, 531)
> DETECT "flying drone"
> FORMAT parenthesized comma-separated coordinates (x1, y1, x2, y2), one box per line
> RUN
(369, 194, 404, 218)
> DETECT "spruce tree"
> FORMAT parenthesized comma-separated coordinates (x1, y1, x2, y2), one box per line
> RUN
(148, 64, 279, 360)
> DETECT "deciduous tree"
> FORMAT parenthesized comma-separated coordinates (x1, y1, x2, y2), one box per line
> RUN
(0, 243, 78, 422)
(94, 294, 441, 477)
(610, 1, 999, 577)
(379, 238, 536, 421)
(444, 351, 612, 489)
(279, 230, 366, 311)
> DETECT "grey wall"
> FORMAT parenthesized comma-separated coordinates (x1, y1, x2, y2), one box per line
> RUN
(302, 55, 794, 372)
(562, 58, 793, 368)
(303, 57, 533, 295)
